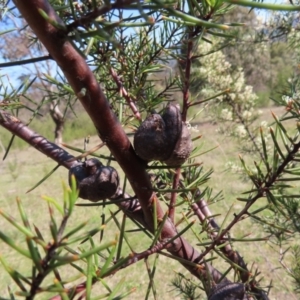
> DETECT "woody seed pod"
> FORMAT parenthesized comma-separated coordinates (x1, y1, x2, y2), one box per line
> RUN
(69, 158, 119, 202)
(134, 104, 192, 166)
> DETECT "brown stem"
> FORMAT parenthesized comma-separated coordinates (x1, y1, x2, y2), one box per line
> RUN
(192, 201, 248, 279)
(66, 0, 138, 32)
(0, 55, 52, 68)
(181, 32, 194, 122)
(109, 67, 141, 121)
(28, 215, 70, 299)
(13, 0, 156, 227)
(192, 199, 270, 299)
(0, 110, 74, 168)
(195, 136, 300, 279)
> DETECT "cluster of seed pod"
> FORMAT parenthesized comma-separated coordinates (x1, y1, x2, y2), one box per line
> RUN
(134, 104, 192, 166)
(69, 158, 119, 202)
(69, 104, 192, 201)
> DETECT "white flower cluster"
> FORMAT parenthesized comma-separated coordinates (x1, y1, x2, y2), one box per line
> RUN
(220, 108, 233, 121)
(235, 125, 247, 138)
(190, 37, 272, 157)
(192, 38, 258, 123)
(292, 91, 300, 100)
(242, 109, 253, 121)
(282, 95, 292, 104)
(282, 91, 300, 108)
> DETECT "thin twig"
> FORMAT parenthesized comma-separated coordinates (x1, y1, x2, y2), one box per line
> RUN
(109, 67, 141, 120)
(196, 138, 300, 263)
(0, 55, 52, 68)
(0, 110, 74, 167)
(66, 0, 138, 32)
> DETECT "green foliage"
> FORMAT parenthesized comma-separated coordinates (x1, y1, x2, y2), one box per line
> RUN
(0, 181, 135, 299)
(172, 273, 201, 300)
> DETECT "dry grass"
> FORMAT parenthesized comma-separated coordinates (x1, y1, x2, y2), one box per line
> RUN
(0, 106, 298, 299)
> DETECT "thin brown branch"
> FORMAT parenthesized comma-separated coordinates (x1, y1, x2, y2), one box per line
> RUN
(195, 137, 300, 273)
(49, 100, 64, 145)
(66, 0, 138, 32)
(109, 67, 141, 120)
(192, 200, 248, 277)
(0, 110, 74, 167)
(192, 199, 269, 299)
(47, 240, 223, 300)
(181, 36, 193, 122)
(0, 55, 52, 68)
(28, 213, 70, 299)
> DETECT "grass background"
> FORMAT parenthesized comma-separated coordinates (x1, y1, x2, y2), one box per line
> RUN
(0, 106, 298, 299)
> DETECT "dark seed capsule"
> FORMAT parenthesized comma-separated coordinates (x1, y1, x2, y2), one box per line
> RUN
(69, 158, 119, 202)
(134, 104, 192, 166)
